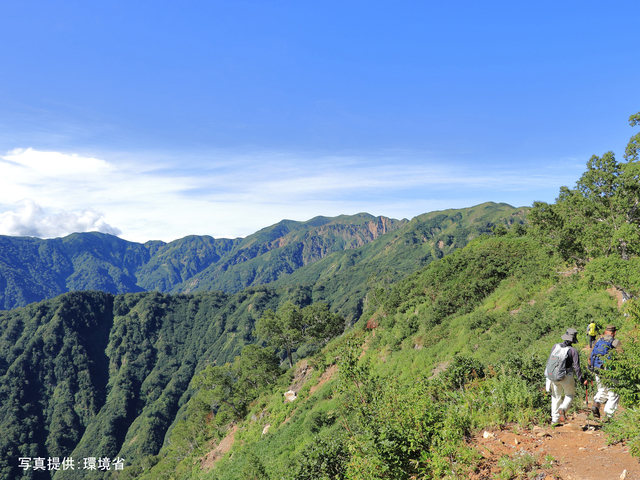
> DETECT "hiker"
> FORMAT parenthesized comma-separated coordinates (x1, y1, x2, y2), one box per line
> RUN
(589, 325, 623, 419)
(545, 328, 587, 424)
(586, 319, 597, 348)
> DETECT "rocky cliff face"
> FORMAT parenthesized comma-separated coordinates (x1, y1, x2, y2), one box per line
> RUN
(169, 214, 408, 294)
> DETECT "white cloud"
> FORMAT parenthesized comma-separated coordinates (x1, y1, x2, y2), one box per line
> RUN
(3, 148, 113, 177)
(0, 199, 121, 238)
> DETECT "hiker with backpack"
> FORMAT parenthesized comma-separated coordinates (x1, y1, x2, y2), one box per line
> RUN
(588, 325, 623, 419)
(586, 319, 597, 348)
(545, 328, 587, 424)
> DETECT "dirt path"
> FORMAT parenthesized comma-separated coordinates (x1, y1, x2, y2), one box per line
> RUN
(473, 414, 639, 480)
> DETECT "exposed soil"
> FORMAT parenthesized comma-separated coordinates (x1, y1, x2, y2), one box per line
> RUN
(429, 361, 450, 379)
(200, 424, 238, 471)
(471, 412, 639, 480)
(309, 364, 337, 396)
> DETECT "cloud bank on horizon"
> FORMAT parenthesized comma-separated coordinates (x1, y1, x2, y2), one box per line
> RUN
(0, 199, 121, 238)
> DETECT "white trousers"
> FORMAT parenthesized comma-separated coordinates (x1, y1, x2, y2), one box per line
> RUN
(547, 376, 575, 422)
(593, 375, 619, 417)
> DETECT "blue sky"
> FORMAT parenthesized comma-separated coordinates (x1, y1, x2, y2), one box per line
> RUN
(1, 1, 638, 242)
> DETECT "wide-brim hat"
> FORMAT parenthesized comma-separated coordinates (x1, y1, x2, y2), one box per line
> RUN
(561, 328, 578, 343)
(605, 324, 617, 332)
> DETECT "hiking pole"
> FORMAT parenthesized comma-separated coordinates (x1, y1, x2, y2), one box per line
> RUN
(585, 381, 590, 429)
(585, 382, 589, 407)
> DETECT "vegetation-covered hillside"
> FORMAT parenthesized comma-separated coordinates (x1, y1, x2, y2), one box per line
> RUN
(0, 287, 303, 480)
(131, 232, 639, 480)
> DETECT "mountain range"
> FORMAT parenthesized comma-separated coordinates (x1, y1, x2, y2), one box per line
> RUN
(0, 202, 527, 314)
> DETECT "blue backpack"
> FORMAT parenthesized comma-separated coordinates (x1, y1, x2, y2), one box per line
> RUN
(590, 338, 614, 370)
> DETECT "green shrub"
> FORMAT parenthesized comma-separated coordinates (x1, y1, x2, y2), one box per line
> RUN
(499, 352, 545, 389)
(603, 407, 640, 458)
(288, 435, 349, 480)
(441, 354, 485, 391)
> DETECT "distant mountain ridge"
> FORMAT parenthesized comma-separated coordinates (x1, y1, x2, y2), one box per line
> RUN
(173, 213, 406, 295)
(0, 203, 527, 311)
(270, 202, 529, 320)
(0, 213, 406, 310)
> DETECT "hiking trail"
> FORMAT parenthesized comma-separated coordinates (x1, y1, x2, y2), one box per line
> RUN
(472, 411, 639, 480)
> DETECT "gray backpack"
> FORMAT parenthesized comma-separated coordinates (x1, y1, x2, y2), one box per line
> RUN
(545, 344, 570, 382)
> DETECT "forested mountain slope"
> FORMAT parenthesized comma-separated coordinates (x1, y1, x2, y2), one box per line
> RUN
(0, 287, 293, 480)
(0, 233, 238, 310)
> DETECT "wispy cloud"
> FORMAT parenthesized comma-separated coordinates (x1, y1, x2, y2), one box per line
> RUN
(0, 148, 580, 242)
